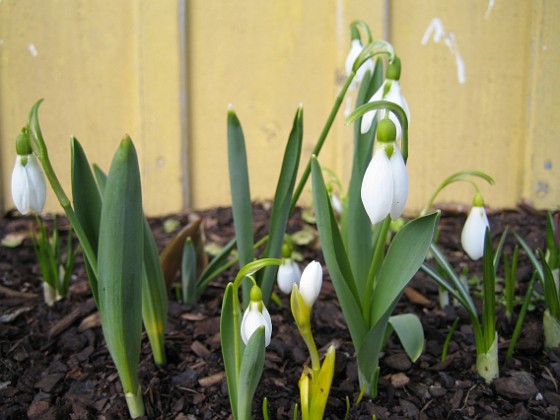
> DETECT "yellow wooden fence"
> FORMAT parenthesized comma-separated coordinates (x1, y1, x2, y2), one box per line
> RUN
(0, 0, 558, 215)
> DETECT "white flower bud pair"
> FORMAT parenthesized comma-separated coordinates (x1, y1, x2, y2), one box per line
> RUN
(278, 259, 323, 308)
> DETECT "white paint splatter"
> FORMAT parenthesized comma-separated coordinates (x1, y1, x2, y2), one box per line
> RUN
(28, 43, 38, 57)
(485, 0, 496, 19)
(422, 18, 466, 84)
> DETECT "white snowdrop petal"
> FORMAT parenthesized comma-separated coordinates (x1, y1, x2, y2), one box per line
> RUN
(26, 155, 46, 212)
(360, 81, 385, 134)
(331, 194, 344, 214)
(345, 40, 363, 77)
(11, 156, 29, 214)
(261, 305, 272, 346)
(277, 259, 301, 294)
(356, 58, 374, 83)
(11, 154, 46, 215)
(240, 302, 272, 347)
(461, 206, 490, 260)
(299, 261, 323, 308)
(384, 82, 410, 140)
(389, 147, 408, 220)
(361, 148, 393, 225)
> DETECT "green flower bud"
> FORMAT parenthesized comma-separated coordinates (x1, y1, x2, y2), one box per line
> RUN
(377, 118, 397, 143)
(281, 242, 292, 259)
(472, 192, 485, 207)
(16, 127, 32, 156)
(386, 56, 401, 81)
(249, 284, 262, 303)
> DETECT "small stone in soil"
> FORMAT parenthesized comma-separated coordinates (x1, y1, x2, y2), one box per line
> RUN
(494, 371, 538, 400)
(171, 367, 199, 388)
(33, 373, 64, 393)
(384, 352, 412, 371)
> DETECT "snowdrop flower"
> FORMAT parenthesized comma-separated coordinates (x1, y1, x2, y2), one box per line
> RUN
(299, 261, 323, 308)
(345, 31, 374, 85)
(11, 153, 46, 215)
(461, 193, 490, 260)
(361, 56, 410, 139)
(277, 258, 302, 294)
(361, 118, 408, 225)
(240, 285, 272, 347)
(330, 193, 344, 215)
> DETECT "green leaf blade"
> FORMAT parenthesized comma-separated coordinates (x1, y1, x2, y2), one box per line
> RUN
(389, 314, 424, 362)
(71, 137, 102, 302)
(260, 106, 303, 303)
(237, 327, 266, 420)
(228, 109, 255, 303)
(370, 212, 439, 326)
(311, 158, 367, 347)
(221, 283, 241, 418)
(142, 218, 169, 365)
(97, 137, 144, 396)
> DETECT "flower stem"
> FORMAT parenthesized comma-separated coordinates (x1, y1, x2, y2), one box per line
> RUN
(124, 386, 145, 418)
(289, 72, 356, 214)
(363, 217, 391, 323)
(38, 149, 100, 296)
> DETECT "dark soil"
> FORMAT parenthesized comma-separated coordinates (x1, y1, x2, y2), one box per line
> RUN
(1, 204, 559, 419)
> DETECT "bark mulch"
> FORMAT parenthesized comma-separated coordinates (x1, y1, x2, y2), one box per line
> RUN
(1, 204, 559, 419)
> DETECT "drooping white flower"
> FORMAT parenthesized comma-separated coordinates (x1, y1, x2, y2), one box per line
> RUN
(240, 286, 272, 347)
(345, 39, 374, 84)
(361, 139, 408, 225)
(299, 261, 323, 308)
(277, 258, 302, 294)
(461, 199, 490, 260)
(331, 193, 344, 215)
(360, 79, 410, 138)
(11, 154, 46, 215)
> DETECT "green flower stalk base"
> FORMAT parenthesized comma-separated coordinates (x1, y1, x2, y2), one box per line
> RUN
(125, 386, 145, 418)
(42, 282, 61, 306)
(543, 309, 560, 349)
(476, 333, 499, 384)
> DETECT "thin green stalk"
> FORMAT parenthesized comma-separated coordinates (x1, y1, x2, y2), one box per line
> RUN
(504, 246, 518, 322)
(419, 171, 494, 216)
(421, 262, 485, 354)
(196, 235, 269, 296)
(363, 217, 391, 323)
(506, 273, 537, 362)
(289, 72, 356, 214)
(441, 317, 460, 362)
(28, 101, 99, 292)
(482, 230, 496, 352)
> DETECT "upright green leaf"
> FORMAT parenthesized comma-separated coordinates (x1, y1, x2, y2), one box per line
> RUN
(237, 327, 266, 420)
(142, 218, 168, 365)
(311, 158, 366, 347)
(97, 137, 144, 417)
(342, 62, 380, 288)
(197, 237, 237, 294)
(221, 283, 242, 418)
(356, 310, 391, 395)
(260, 106, 304, 303)
(370, 212, 439, 326)
(482, 228, 496, 351)
(71, 137, 102, 302)
(228, 108, 255, 304)
(93, 162, 169, 364)
(181, 238, 197, 304)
